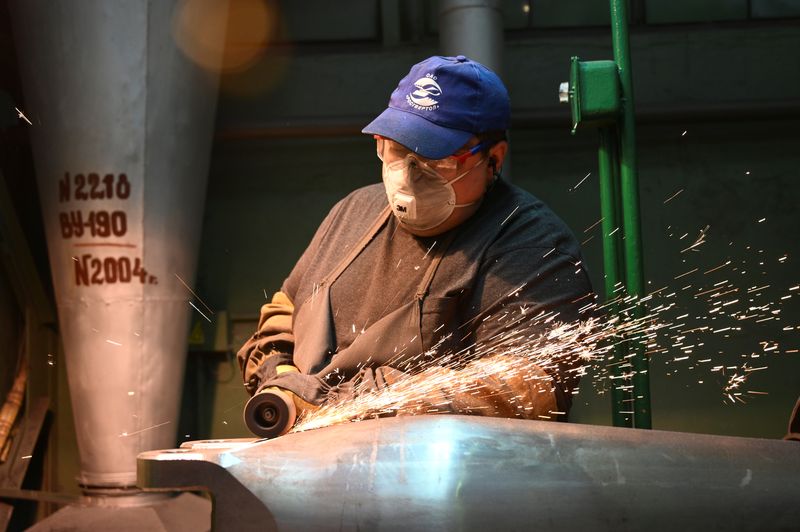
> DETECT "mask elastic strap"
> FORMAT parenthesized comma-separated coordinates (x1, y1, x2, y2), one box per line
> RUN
(446, 156, 485, 187)
(449, 157, 486, 209)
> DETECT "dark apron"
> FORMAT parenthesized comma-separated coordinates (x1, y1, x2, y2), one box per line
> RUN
(263, 206, 456, 405)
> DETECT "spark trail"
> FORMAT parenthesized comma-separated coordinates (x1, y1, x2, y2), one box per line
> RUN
(289, 195, 799, 435)
(292, 305, 665, 433)
(291, 261, 799, 434)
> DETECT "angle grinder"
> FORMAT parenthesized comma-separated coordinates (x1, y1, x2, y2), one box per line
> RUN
(243, 387, 297, 439)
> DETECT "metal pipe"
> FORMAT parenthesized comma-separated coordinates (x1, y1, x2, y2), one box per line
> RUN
(438, 0, 504, 74)
(610, 0, 651, 428)
(598, 127, 632, 428)
(139, 415, 800, 532)
(438, 1, 511, 178)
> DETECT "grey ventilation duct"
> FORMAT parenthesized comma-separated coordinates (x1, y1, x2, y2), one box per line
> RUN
(439, 0, 504, 75)
(10, 0, 226, 495)
(438, 0, 510, 180)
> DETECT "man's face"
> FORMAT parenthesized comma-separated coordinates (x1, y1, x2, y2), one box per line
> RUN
(376, 136, 507, 237)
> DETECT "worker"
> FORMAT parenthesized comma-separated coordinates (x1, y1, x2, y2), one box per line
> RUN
(237, 55, 594, 424)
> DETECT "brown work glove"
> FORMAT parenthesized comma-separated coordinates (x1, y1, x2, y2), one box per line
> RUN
(253, 365, 320, 414)
(392, 355, 560, 420)
(238, 291, 295, 395)
(319, 355, 561, 422)
(326, 366, 406, 403)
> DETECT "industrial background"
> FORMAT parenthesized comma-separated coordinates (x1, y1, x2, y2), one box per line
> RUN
(0, 0, 798, 528)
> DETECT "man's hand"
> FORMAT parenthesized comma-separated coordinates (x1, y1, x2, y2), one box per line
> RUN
(370, 356, 560, 420)
(320, 356, 561, 421)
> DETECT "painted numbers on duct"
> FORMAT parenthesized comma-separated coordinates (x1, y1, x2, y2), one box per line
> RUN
(72, 256, 156, 287)
(57, 172, 159, 287)
(60, 172, 131, 201)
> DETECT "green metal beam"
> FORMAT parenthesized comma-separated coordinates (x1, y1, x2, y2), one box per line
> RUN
(609, 0, 651, 429)
(598, 127, 633, 427)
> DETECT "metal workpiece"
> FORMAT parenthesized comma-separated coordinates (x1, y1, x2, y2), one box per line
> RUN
(138, 415, 800, 532)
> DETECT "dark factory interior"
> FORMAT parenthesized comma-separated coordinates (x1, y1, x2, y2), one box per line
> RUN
(0, 1, 798, 530)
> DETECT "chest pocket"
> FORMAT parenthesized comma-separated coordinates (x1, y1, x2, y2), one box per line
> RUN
(420, 295, 463, 359)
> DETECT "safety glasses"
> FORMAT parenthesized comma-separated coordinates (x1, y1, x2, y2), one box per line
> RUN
(374, 135, 485, 177)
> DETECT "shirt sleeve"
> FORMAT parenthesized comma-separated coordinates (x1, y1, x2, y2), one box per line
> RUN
(236, 291, 296, 395)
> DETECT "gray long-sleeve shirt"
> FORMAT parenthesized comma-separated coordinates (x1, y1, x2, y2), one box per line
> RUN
(282, 179, 594, 411)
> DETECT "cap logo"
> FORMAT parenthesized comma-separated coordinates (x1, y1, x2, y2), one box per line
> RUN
(406, 74, 441, 111)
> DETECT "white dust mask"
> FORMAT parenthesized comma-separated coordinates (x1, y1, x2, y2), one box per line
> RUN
(382, 155, 484, 232)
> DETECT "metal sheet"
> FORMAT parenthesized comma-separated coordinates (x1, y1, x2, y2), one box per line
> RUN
(139, 415, 800, 531)
(10, 0, 226, 487)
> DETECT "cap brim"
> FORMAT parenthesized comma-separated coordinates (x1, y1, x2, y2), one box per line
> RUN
(362, 107, 473, 160)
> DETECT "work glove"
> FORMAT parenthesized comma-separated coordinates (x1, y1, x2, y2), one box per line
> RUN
(246, 352, 294, 396)
(258, 366, 332, 407)
(326, 366, 406, 403)
(253, 364, 320, 414)
(429, 356, 560, 420)
(321, 356, 561, 421)
(238, 291, 295, 395)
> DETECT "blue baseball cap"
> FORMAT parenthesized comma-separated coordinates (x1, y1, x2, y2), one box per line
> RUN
(362, 55, 510, 159)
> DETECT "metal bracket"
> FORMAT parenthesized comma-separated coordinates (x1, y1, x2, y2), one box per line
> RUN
(563, 56, 621, 134)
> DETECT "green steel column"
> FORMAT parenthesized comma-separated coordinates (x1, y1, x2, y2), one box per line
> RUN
(610, 0, 651, 428)
(598, 127, 632, 427)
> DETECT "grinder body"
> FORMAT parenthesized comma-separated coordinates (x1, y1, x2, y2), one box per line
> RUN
(243, 365, 317, 438)
(244, 387, 297, 439)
